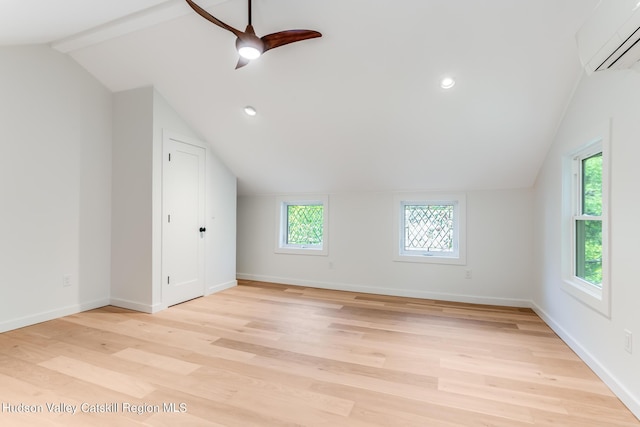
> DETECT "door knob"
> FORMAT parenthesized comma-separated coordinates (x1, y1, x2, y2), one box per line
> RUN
(199, 227, 206, 233)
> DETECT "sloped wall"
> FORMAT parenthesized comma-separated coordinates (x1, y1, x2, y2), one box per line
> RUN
(0, 46, 112, 331)
(533, 69, 640, 417)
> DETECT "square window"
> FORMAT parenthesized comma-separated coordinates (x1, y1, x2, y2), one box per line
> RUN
(286, 204, 324, 247)
(394, 193, 466, 265)
(403, 203, 455, 255)
(275, 196, 328, 255)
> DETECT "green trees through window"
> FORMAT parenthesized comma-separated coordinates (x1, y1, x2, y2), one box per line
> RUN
(561, 127, 609, 315)
(403, 204, 454, 253)
(576, 152, 602, 286)
(286, 204, 323, 246)
(394, 193, 465, 264)
(276, 196, 328, 255)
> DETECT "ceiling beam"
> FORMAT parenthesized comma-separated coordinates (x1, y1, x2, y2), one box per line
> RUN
(52, 0, 229, 53)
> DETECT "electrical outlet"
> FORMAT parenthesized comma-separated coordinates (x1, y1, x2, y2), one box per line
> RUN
(624, 330, 633, 354)
(465, 270, 472, 279)
(63, 274, 72, 288)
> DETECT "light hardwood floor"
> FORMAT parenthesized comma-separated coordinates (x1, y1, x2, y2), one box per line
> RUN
(0, 280, 638, 426)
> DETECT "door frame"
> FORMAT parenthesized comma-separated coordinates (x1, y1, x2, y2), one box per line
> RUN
(161, 130, 207, 309)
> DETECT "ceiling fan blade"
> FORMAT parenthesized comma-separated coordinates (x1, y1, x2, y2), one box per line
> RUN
(261, 30, 322, 53)
(235, 56, 250, 69)
(185, 0, 244, 38)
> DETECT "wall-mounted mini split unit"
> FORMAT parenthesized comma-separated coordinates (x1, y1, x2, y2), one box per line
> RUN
(577, 0, 640, 74)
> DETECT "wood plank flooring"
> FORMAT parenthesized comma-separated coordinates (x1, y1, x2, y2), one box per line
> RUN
(0, 280, 638, 426)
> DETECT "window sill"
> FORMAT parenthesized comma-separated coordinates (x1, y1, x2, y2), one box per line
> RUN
(561, 278, 610, 317)
(275, 247, 328, 256)
(393, 254, 466, 265)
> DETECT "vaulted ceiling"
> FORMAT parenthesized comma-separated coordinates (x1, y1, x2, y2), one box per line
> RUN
(1, 0, 598, 195)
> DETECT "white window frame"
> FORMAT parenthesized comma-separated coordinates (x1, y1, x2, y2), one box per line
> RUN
(275, 195, 329, 256)
(561, 122, 610, 317)
(393, 192, 466, 265)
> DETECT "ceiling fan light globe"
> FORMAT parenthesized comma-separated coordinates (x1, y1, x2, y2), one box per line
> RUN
(238, 46, 261, 60)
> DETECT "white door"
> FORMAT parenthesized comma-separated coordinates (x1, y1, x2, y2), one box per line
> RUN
(162, 137, 206, 307)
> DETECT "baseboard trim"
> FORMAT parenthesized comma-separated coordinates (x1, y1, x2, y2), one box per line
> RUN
(531, 302, 640, 420)
(110, 281, 238, 314)
(207, 279, 237, 295)
(236, 273, 531, 308)
(110, 298, 158, 314)
(0, 298, 110, 333)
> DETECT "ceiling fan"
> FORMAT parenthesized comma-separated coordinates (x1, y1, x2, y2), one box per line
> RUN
(185, 0, 322, 69)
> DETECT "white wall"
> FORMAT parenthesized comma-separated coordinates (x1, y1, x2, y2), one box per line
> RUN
(533, 69, 640, 417)
(0, 56, 236, 325)
(204, 150, 237, 295)
(111, 87, 154, 309)
(0, 46, 112, 332)
(152, 90, 237, 307)
(112, 87, 237, 312)
(238, 189, 533, 305)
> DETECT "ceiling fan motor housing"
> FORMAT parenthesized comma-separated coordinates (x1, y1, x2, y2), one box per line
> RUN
(236, 26, 265, 59)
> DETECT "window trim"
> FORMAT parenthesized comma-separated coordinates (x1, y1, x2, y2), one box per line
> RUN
(561, 121, 610, 317)
(275, 195, 329, 256)
(393, 192, 466, 265)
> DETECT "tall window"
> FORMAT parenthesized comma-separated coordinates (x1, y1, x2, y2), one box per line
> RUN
(574, 151, 603, 286)
(394, 193, 466, 265)
(562, 123, 609, 316)
(275, 196, 328, 255)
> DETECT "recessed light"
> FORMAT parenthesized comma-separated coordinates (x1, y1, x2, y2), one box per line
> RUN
(440, 77, 455, 89)
(244, 106, 257, 116)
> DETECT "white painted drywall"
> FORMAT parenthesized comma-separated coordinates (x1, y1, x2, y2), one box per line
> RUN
(204, 149, 237, 295)
(111, 86, 154, 310)
(152, 90, 237, 308)
(111, 86, 237, 312)
(237, 189, 533, 306)
(533, 69, 640, 417)
(0, 46, 112, 332)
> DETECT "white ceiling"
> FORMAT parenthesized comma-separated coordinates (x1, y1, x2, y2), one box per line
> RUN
(0, 0, 168, 45)
(1, 0, 599, 195)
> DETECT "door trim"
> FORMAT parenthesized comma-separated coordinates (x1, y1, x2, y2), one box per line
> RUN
(161, 130, 207, 309)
